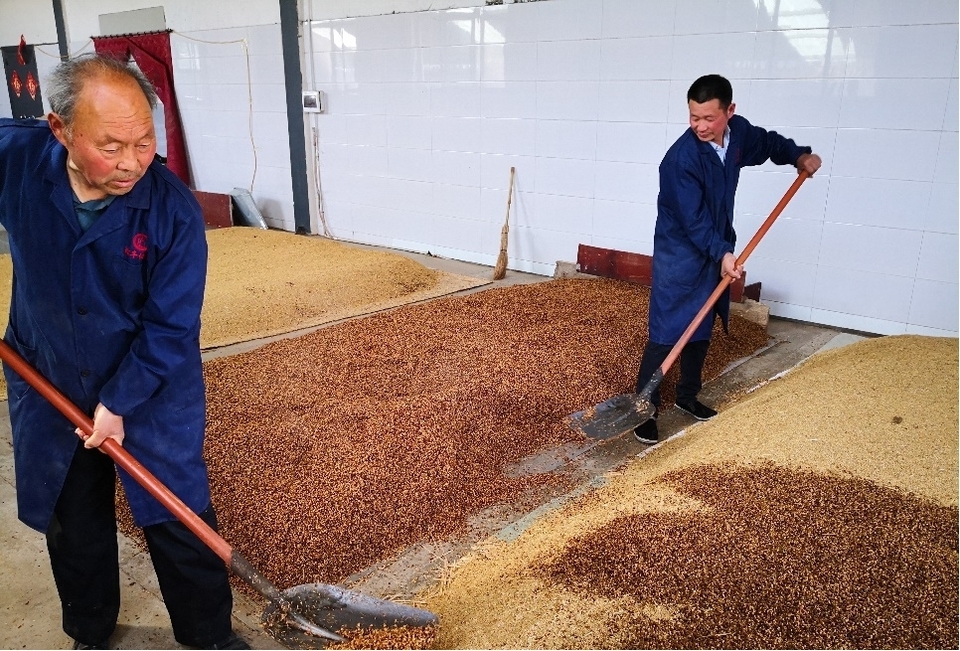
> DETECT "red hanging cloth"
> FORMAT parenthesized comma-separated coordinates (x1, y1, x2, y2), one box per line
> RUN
(92, 31, 191, 187)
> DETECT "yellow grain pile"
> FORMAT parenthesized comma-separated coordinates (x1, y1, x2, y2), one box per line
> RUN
(426, 335, 959, 648)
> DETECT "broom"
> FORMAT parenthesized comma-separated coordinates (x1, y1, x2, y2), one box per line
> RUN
(492, 166, 516, 280)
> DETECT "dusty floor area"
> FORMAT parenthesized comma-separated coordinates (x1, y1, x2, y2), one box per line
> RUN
(422, 335, 959, 649)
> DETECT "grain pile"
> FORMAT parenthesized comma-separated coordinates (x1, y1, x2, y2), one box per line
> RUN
(191, 278, 766, 592)
(201, 228, 487, 348)
(425, 335, 959, 649)
(539, 463, 957, 648)
(328, 625, 436, 650)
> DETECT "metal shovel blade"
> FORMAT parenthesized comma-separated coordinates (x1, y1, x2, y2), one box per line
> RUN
(567, 393, 656, 440)
(262, 583, 439, 648)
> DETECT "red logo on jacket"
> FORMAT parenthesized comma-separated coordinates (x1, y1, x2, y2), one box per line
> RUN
(124, 233, 148, 260)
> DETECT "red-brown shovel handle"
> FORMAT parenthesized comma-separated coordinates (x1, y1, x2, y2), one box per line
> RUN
(0, 339, 233, 562)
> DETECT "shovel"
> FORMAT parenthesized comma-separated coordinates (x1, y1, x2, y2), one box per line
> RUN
(567, 170, 810, 440)
(0, 339, 438, 647)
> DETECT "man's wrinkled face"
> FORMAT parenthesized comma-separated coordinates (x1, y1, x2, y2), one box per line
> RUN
(688, 98, 735, 146)
(48, 72, 156, 201)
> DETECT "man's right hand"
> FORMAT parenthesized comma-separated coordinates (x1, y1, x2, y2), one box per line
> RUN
(721, 252, 743, 280)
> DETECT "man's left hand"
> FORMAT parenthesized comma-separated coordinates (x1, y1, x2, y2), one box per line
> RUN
(79, 403, 125, 449)
(797, 153, 822, 176)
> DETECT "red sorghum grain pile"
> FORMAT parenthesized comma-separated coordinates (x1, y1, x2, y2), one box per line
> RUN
(327, 625, 436, 650)
(537, 462, 959, 649)
(189, 279, 766, 592)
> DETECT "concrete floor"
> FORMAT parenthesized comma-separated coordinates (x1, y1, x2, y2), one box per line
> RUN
(0, 240, 863, 649)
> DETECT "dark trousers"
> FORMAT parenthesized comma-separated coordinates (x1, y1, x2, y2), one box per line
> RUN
(46, 444, 234, 648)
(635, 339, 711, 410)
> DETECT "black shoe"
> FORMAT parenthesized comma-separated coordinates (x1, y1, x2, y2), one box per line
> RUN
(675, 399, 717, 421)
(210, 633, 251, 650)
(72, 641, 109, 650)
(633, 417, 658, 444)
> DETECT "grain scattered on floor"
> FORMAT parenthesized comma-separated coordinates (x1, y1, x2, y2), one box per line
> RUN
(425, 335, 959, 649)
(191, 278, 766, 592)
(200, 228, 486, 348)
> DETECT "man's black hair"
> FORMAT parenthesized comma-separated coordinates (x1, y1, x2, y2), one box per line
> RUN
(687, 74, 733, 109)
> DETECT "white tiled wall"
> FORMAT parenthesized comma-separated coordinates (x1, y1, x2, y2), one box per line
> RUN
(170, 25, 295, 231)
(304, 0, 959, 336)
(3, 0, 957, 337)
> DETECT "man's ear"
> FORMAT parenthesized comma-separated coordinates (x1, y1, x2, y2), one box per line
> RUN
(727, 102, 736, 118)
(47, 112, 70, 147)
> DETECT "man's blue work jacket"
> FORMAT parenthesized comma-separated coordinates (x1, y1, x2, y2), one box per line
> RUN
(649, 114, 811, 345)
(0, 118, 211, 531)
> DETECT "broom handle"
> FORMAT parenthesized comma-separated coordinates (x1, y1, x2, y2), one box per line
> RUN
(648, 170, 810, 390)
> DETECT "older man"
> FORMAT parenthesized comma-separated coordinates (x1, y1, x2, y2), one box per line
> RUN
(0, 54, 246, 650)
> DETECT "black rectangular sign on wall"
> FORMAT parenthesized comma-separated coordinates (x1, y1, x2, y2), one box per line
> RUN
(3, 37, 44, 119)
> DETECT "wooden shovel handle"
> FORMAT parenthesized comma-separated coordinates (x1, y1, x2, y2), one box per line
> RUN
(0, 338, 232, 563)
(655, 170, 810, 380)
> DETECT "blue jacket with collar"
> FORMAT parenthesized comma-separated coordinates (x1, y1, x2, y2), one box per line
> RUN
(0, 118, 210, 531)
(649, 114, 810, 345)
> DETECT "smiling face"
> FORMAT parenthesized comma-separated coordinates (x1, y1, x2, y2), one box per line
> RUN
(48, 71, 156, 201)
(688, 98, 735, 146)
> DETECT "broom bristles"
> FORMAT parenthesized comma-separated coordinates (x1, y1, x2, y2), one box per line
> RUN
(493, 224, 509, 280)
(493, 167, 516, 280)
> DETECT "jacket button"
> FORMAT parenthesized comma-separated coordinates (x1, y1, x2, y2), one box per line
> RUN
(80, 370, 91, 377)
(77, 307, 88, 315)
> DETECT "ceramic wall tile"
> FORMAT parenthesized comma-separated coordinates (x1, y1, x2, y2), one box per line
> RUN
(916, 232, 959, 283)
(599, 37, 674, 81)
(430, 82, 481, 117)
(536, 120, 597, 160)
(480, 119, 537, 156)
(851, 0, 958, 27)
(593, 198, 657, 246)
(527, 193, 593, 234)
(747, 257, 817, 307)
(594, 161, 658, 204)
(537, 0, 603, 41)
(808, 307, 908, 336)
(440, 45, 482, 83)
(387, 116, 433, 150)
(596, 121, 669, 164)
(436, 7, 483, 47)
(537, 40, 602, 82)
(597, 80, 671, 123)
(839, 78, 950, 132)
(479, 153, 536, 193)
(534, 157, 596, 198)
(934, 131, 959, 184)
(536, 81, 599, 121)
(842, 25, 957, 78)
(601, 0, 675, 38)
(480, 42, 538, 82)
(753, 29, 848, 80)
(812, 266, 915, 323)
(433, 183, 482, 221)
(432, 116, 482, 153)
(819, 222, 923, 278)
(481, 81, 538, 119)
(824, 177, 931, 230)
(925, 183, 960, 234)
(432, 150, 482, 186)
(832, 128, 940, 182)
(746, 78, 843, 129)
(908, 279, 959, 332)
(481, 3, 539, 44)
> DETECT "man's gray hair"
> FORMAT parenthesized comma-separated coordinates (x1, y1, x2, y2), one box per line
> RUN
(47, 53, 158, 128)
